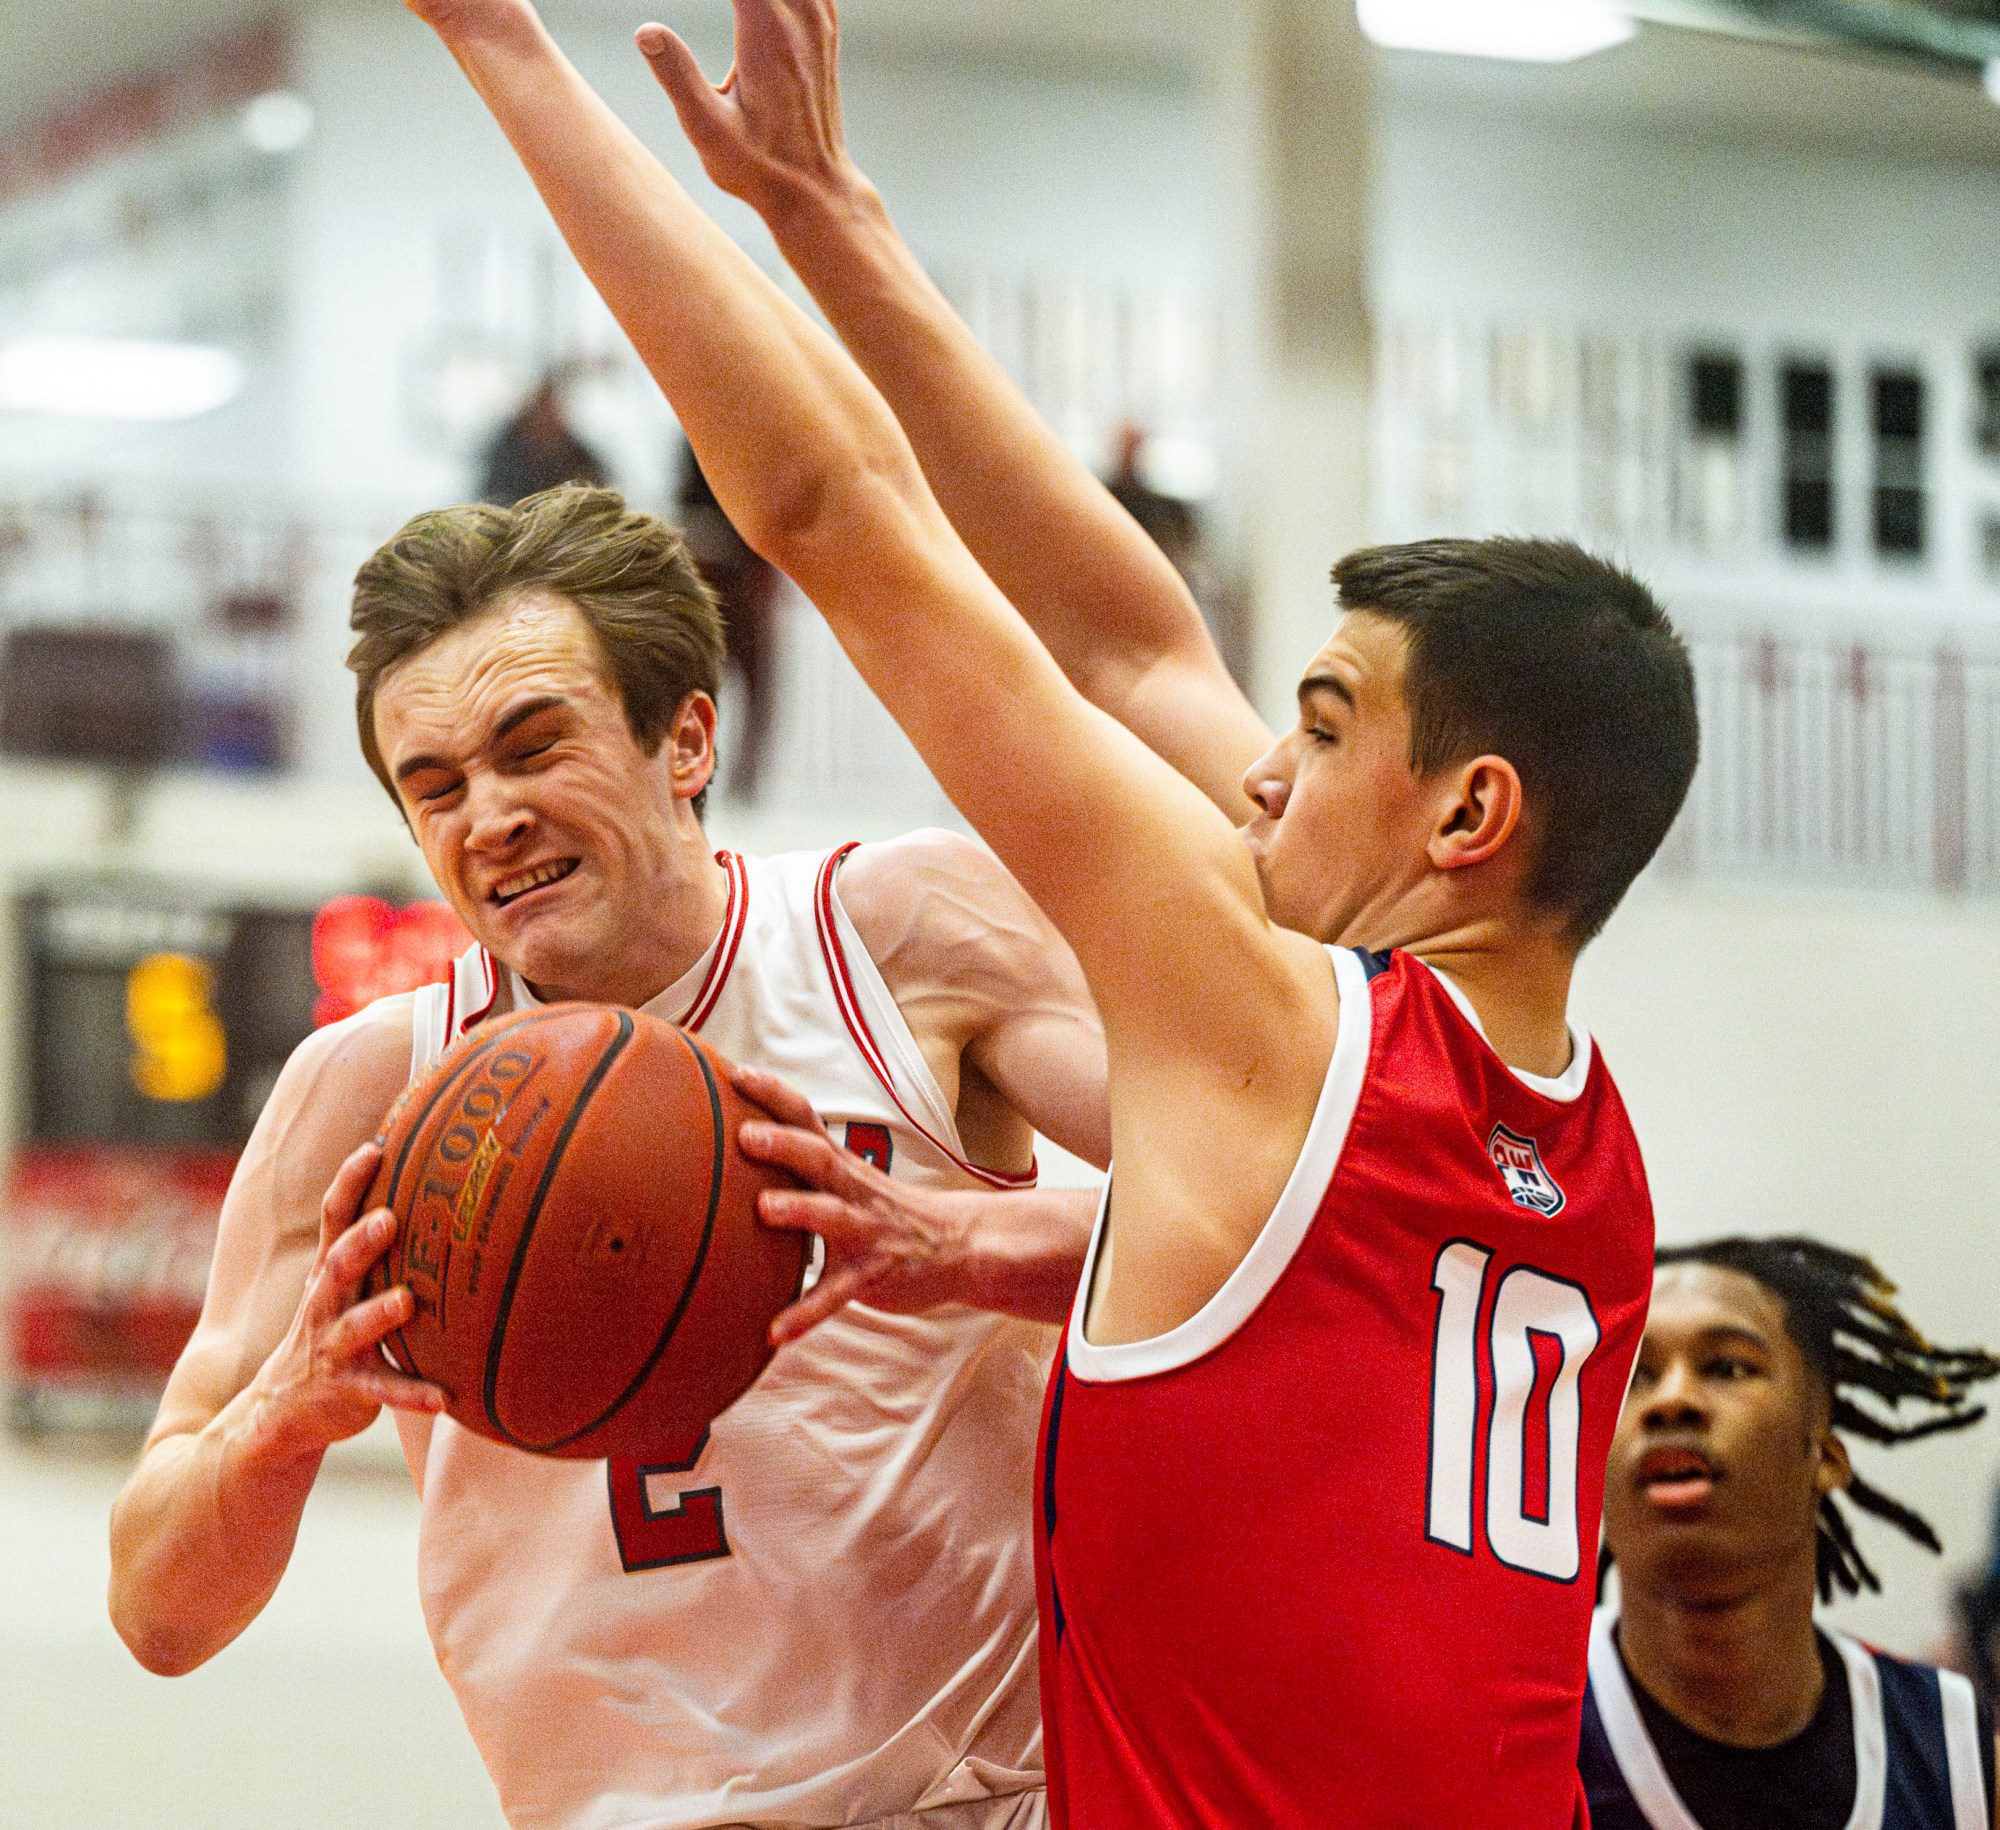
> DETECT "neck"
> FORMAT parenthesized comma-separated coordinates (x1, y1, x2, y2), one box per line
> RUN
(1617, 1560, 1828, 1748)
(1405, 923, 1577, 1080)
(527, 837, 730, 1010)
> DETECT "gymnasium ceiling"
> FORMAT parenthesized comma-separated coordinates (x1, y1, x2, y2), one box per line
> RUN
(5, 0, 2000, 160)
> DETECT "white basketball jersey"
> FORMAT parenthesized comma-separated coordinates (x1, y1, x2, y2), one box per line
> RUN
(389, 847, 1053, 1830)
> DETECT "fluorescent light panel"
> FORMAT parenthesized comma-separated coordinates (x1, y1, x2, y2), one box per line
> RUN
(0, 337, 246, 421)
(1359, 0, 1637, 63)
(1985, 59, 2000, 108)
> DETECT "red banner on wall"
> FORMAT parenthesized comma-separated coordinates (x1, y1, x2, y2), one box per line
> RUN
(5, 1145, 232, 1409)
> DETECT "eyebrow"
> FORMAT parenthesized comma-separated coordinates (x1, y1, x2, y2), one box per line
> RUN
(393, 694, 570, 784)
(1652, 1323, 1773, 1355)
(1298, 674, 1357, 713)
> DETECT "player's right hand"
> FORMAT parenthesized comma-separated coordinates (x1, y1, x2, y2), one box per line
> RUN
(242, 1142, 447, 1464)
(637, 0, 860, 221)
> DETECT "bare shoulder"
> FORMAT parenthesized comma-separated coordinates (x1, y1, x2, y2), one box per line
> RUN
(273, 992, 417, 1127)
(245, 993, 419, 1225)
(837, 828, 1066, 1000)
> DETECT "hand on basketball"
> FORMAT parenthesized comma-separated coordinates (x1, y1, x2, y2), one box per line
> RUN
(637, 0, 859, 220)
(731, 1064, 978, 1343)
(245, 1142, 447, 1463)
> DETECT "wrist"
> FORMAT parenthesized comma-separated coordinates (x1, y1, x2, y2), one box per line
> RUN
(223, 1371, 330, 1486)
(424, 0, 551, 67)
(764, 158, 887, 247)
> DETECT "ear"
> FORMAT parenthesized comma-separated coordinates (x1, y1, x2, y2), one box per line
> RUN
(663, 692, 718, 804)
(1814, 1429, 1854, 1501)
(1427, 755, 1524, 874)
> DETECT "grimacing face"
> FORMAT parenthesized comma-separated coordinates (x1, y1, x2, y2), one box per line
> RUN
(370, 590, 713, 1004)
(1239, 611, 1457, 945)
(1602, 1262, 1851, 1604)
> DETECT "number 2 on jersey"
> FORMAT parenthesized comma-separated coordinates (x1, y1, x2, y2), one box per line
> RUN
(606, 1121, 895, 1572)
(1426, 1240, 1601, 1582)
(608, 1429, 727, 1571)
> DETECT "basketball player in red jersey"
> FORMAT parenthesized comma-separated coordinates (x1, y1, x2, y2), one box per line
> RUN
(395, 1, 1698, 1821)
(108, 483, 1112, 1828)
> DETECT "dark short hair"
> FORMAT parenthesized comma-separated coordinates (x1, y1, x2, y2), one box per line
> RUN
(348, 484, 724, 808)
(1333, 538, 1697, 943)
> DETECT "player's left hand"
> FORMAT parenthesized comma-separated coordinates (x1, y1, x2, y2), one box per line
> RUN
(731, 1062, 979, 1343)
(636, 0, 860, 222)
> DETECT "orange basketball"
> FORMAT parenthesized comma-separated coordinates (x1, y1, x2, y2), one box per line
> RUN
(363, 1004, 806, 1460)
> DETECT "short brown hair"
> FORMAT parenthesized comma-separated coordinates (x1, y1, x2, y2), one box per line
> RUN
(1334, 537, 1697, 944)
(348, 483, 724, 800)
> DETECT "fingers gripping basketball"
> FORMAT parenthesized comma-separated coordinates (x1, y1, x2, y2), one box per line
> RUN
(365, 1005, 807, 1460)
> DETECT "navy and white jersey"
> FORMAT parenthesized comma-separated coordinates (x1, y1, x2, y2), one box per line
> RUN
(1580, 1608, 1994, 1830)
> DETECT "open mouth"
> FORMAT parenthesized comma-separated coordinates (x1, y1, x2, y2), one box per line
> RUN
(1636, 1445, 1720, 1510)
(490, 858, 579, 907)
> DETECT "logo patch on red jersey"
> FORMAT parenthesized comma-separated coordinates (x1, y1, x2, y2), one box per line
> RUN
(1488, 1124, 1566, 1216)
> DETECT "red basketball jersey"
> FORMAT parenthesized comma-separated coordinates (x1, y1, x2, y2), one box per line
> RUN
(1034, 947, 1654, 1827)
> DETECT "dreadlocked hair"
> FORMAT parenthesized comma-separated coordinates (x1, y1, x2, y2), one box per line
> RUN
(1657, 1236, 2000, 1601)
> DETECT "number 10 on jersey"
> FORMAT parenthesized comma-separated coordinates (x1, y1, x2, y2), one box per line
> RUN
(1427, 1241, 1601, 1582)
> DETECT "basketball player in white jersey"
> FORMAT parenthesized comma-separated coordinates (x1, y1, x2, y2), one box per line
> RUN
(108, 483, 1111, 1829)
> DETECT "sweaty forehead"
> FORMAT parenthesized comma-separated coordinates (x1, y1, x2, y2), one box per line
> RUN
(375, 591, 613, 754)
(1303, 611, 1409, 706)
(1646, 1262, 1793, 1353)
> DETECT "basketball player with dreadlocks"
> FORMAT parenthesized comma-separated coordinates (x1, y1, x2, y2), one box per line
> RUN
(1584, 1235, 2000, 1829)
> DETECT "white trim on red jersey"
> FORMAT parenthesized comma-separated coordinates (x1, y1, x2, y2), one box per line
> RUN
(1062, 943, 1371, 1384)
(1418, 956, 1592, 1104)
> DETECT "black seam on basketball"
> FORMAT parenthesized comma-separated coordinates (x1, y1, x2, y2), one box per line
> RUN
(376, 1008, 556, 1384)
(378, 1008, 565, 1384)
(482, 1010, 637, 1447)
(509, 1027, 729, 1455)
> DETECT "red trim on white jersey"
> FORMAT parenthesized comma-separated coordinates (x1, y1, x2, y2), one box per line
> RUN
(681, 851, 747, 1033)
(455, 949, 500, 1041)
(813, 843, 1037, 1192)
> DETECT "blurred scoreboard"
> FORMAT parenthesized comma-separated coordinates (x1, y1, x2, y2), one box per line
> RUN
(22, 882, 318, 1149)
(5, 878, 466, 1431)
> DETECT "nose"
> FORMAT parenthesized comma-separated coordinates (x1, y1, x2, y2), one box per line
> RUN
(1242, 745, 1292, 820)
(463, 778, 533, 856)
(1638, 1359, 1707, 1432)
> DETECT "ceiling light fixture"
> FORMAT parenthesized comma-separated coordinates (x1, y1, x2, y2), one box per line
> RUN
(1984, 59, 2000, 108)
(1358, 0, 1637, 64)
(0, 337, 247, 421)
(240, 90, 316, 156)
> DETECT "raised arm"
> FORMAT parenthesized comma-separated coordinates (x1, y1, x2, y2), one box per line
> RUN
(406, 0, 1339, 1341)
(636, 0, 1272, 820)
(108, 1006, 442, 1675)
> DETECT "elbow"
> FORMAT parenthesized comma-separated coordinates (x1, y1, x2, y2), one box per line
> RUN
(733, 446, 922, 584)
(108, 1584, 205, 1677)
(107, 1506, 208, 1677)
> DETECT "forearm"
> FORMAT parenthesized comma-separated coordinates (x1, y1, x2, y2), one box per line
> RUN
(432, 16, 919, 583)
(766, 178, 1207, 705)
(954, 1183, 1099, 1326)
(108, 1387, 321, 1676)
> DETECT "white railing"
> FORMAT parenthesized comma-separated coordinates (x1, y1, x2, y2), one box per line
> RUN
(1662, 633, 2000, 894)
(3, 490, 1996, 897)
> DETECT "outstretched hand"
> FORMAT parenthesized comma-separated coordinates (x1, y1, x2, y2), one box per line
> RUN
(732, 1062, 982, 1343)
(637, 0, 858, 218)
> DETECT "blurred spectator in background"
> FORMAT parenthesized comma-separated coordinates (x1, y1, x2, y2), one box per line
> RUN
(1103, 421, 1248, 684)
(676, 438, 782, 801)
(1105, 421, 1200, 576)
(1963, 1485, 2000, 1700)
(1584, 1236, 1998, 1828)
(478, 369, 609, 506)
